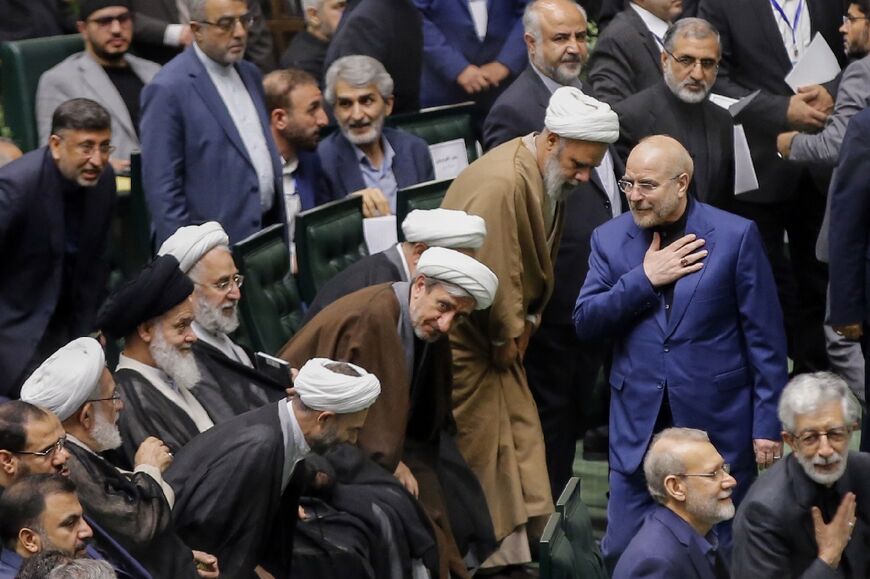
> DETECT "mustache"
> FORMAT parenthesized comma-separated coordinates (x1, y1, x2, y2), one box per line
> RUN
(813, 451, 843, 466)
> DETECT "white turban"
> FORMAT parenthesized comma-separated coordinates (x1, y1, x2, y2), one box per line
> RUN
(294, 358, 381, 413)
(158, 222, 230, 273)
(545, 86, 619, 144)
(20, 338, 105, 421)
(415, 247, 498, 310)
(401, 209, 487, 249)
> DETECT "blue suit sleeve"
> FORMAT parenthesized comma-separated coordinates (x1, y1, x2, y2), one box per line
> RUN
(495, 1, 530, 75)
(413, 0, 472, 83)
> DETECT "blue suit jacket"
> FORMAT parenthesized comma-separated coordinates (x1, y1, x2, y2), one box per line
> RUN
(317, 127, 435, 200)
(296, 149, 336, 211)
(613, 506, 721, 579)
(413, 0, 528, 107)
(573, 201, 787, 474)
(140, 47, 284, 245)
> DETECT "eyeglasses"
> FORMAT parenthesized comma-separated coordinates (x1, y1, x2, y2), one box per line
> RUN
(676, 463, 731, 480)
(88, 12, 132, 27)
(843, 14, 870, 24)
(617, 174, 683, 194)
(196, 12, 257, 32)
(791, 426, 852, 449)
(663, 48, 719, 71)
(68, 140, 116, 157)
(12, 436, 67, 458)
(87, 392, 122, 404)
(196, 273, 244, 292)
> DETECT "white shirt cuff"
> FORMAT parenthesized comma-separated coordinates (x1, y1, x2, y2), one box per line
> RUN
(134, 464, 176, 509)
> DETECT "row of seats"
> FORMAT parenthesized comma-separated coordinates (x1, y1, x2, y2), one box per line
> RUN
(541, 477, 608, 579)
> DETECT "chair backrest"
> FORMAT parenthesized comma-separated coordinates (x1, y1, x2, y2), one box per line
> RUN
(555, 477, 608, 579)
(0, 34, 84, 151)
(232, 224, 305, 354)
(295, 195, 368, 304)
(386, 102, 478, 169)
(540, 512, 578, 579)
(395, 178, 453, 240)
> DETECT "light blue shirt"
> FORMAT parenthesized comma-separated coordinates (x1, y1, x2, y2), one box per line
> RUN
(354, 136, 398, 212)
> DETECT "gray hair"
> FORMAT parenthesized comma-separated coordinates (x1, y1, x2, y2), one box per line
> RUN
(778, 372, 861, 433)
(662, 17, 720, 54)
(523, 0, 587, 43)
(47, 560, 117, 579)
(324, 55, 394, 105)
(187, 0, 246, 22)
(643, 427, 710, 505)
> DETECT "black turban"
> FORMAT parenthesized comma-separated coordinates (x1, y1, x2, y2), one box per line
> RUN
(79, 0, 132, 21)
(97, 254, 194, 340)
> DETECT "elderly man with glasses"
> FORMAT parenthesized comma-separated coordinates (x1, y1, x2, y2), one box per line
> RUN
(574, 135, 788, 569)
(732, 372, 870, 578)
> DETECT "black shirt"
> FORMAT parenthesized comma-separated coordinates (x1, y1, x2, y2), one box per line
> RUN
(103, 65, 145, 137)
(653, 197, 691, 316)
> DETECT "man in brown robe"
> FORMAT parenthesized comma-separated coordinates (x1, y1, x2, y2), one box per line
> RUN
(279, 247, 498, 578)
(440, 86, 620, 570)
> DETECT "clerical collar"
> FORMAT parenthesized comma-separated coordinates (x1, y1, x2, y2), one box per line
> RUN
(652, 197, 690, 245)
(629, 2, 669, 46)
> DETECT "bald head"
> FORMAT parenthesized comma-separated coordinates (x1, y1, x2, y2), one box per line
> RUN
(632, 135, 694, 180)
(623, 136, 693, 228)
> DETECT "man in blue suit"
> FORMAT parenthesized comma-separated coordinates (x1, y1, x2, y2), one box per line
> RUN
(574, 135, 788, 567)
(319, 55, 434, 217)
(614, 427, 735, 579)
(140, 0, 284, 246)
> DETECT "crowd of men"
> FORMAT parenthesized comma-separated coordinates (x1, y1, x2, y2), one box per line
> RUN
(3, 0, 870, 576)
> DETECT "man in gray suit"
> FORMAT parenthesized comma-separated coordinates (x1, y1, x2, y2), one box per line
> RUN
(36, 0, 160, 172)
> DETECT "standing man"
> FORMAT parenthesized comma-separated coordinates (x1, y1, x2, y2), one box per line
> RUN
(140, 0, 284, 245)
(36, 0, 161, 170)
(279, 0, 347, 82)
(0, 98, 115, 399)
(731, 372, 869, 577)
(574, 135, 788, 566)
(441, 87, 619, 570)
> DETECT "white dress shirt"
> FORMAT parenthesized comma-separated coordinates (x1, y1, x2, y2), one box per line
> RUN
(769, 0, 812, 64)
(629, 2, 670, 48)
(468, 0, 489, 41)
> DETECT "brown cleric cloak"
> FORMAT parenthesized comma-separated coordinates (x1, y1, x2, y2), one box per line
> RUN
(440, 137, 559, 541)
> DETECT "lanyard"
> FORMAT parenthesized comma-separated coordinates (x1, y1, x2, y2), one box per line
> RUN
(770, 0, 804, 58)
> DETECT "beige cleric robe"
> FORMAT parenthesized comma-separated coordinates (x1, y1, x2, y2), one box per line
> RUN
(441, 137, 561, 541)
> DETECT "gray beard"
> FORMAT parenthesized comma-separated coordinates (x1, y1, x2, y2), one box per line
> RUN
(195, 294, 240, 334)
(91, 409, 122, 452)
(340, 115, 385, 147)
(685, 491, 735, 528)
(796, 449, 848, 486)
(664, 66, 711, 104)
(149, 329, 201, 390)
(544, 152, 573, 202)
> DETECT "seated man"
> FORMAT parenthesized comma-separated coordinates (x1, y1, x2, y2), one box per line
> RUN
(614, 427, 735, 578)
(732, 372, 869, 577)
(319, 55, 435, 216)
(36, 0, 161, 171)
(166, 357, 381, 578)
(158, 222, 286, 412)
(19, 555, 115, 579)
(279, 0, 347, 82)
(19, 338, 217, 578)
(304, 207, 486, 321)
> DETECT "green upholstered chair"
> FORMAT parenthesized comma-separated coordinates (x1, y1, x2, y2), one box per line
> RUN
(0, 34, 84, 151)
(386, 102, 478, 165)
(295, 195, 368, 304)
(556, 477, 608, 579)
(232, 224, 305, 354)
(540, 512, 578, 579)
(395, 178, 453, 240)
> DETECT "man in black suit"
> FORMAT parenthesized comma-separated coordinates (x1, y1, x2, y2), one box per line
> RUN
(699, 0, 847, 375)
(588, 0, 682, 105)
(732, 372, 869, 577)
(0, 98, 115, 399)
(484, 0, 625, 498)
(322, 0, 423, 113)
(613, 18, 734, 208)
(0, 0, 74, 42)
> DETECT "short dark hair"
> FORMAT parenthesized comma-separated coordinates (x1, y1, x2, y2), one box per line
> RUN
(0, 401, 51, 453)
(853, 0, 870, 17)
(263, 68, 319, 113)
(16, 550, 74, 579)
(324, 361, 361, 377)
(50, 98, 111, 136)
(0, 474, 77, 548)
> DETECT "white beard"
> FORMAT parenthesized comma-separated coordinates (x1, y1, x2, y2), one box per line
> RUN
(194, 293, 240, 334)
(149, 328, 201, 390)
(796, 449, 849, 486)
(91, 407, 122, 451)
(544, 151, 575, 202)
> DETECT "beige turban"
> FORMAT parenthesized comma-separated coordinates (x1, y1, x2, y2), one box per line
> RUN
(294, 358, 381, 413)
(401, 209, 487, 249)
(158, 222, 229, 273)
(545, 86, 619, 144)
(20, 338, 105, 421)
(416, 247, 498, 310)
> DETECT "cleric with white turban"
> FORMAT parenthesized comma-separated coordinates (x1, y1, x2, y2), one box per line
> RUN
(545, 86, 619, 144)
(158, 222, 229, 273)
(401, 208, 487, 249)
(416, 247, 498, 310)
(293, 358, 381, 413)
(20, 337, 105, 421)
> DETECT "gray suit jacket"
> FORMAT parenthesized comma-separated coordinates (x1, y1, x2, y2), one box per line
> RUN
(35, 51, 160, 160)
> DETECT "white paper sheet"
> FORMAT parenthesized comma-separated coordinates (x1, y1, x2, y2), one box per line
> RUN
(708, 93, 738, 111)
(785, 33, 842, 92)
(733, 124, 759, 195)
(728, 90, 761, 118)
(429, 138, 469, 181)
(363, 215, 398, 254)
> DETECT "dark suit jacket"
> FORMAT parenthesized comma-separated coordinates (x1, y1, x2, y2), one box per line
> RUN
(0, 148, 115, 397)
(323, 0, 423, 114)
(279, 29, 328, 82)
(317, 127, 435, 199)
(0, 0, 73, 41)
(139, 47, 285, 245)
(731, 452, 870, 578)
(828, 107, 870, 327)
(587, 6, 664, 106)
(131, 0, 275, 71)
(613, 81, 735, 208)
(613, 506, 723, 579)
(296, 149, 336, 211)
(483, 65, 552, 151)
(698, 0, 847, 203)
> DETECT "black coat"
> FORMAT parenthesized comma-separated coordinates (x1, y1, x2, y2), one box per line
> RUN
(280, 30, 329, 84)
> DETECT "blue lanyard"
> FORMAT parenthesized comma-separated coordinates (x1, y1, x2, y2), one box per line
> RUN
(770, 0, 804, 58)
